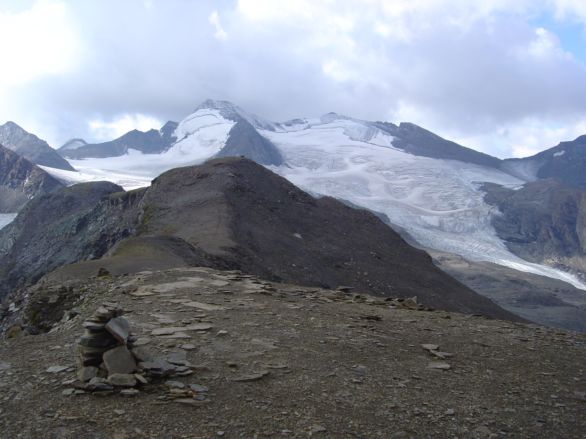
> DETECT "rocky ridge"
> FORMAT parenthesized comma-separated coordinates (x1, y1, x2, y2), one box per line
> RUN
(59, 122, 178, 159)
(0, 157, 517, 321)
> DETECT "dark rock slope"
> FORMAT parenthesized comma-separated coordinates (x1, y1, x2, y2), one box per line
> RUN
(0, 144, 64, 212)
(195, 100, 283, 166)
(0, 157, 517, 320)
(0, 122, 74, 171)
(0, 181, 142, 294)
(59, 122, 178, 159)
(216, 119, 283, 166)
(483, 180, 586, 277)
(375, 121, 502, 168)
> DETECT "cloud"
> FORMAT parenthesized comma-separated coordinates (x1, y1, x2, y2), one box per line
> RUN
(1, 0, 586, 157)
(209, 10, 228, 41)
(0, 0, 79, 87)
(88, 114, 163, 141)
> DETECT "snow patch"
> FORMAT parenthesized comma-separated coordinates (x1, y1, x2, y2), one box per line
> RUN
(0, 214, 16, 230)
(553, 150, 565, 157)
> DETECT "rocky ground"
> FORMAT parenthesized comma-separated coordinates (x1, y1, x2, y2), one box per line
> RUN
(1, 267, 585, 438)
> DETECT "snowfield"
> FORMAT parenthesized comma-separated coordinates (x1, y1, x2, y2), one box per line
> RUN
(39, 108, 586, 290)
(0, 214, 16, 230)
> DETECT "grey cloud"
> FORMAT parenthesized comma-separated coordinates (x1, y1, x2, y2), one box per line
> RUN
(4, 0, 586, 155)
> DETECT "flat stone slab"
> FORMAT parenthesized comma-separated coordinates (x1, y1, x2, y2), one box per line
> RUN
(130, 289, 155, 297)
(231, 371, 270, 382)
(103, 346, 137, 374)
(151, 324, 213, 336)
(160, 332, 192, 339)
(139, 359, 177, 377)
(151, 327, 185, 336)
(427, 361, 451, 370)
(82, 321, 105, 331)
(105, 317, 131, 344)
(46, 365, 69, 373)
(108, 373, 137, 387)
(182, 301, 225, 311)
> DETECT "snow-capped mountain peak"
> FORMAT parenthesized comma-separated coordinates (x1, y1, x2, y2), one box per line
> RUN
(194, 99, 277, 131)
(36, 101, 586, 292)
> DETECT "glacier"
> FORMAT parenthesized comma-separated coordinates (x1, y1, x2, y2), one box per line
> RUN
(39, 106, 586, 290)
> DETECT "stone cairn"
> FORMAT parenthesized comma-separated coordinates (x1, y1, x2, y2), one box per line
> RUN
(76, 302, 193, 394)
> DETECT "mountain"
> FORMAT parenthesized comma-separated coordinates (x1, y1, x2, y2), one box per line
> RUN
(60, 102, 283, 166)
(59, 138, 88, 151)
(37, 99, 586, 303)
(0, 157, 518, 321)
(0, 180, 137, 293)
(375, 121, 502, 168)
(482, 179, 586, 278)
(501, 135, 586, 189)
(0, 122, 75, 171)
(58, 121, 178, 159)
(0, 143, 64, 212)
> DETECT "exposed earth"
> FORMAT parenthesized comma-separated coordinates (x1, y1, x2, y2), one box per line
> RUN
(1, 267, 584, 438)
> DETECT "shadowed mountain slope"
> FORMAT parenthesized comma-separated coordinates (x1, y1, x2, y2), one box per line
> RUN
(483, 179, 586, 278)
(0, 144, 64, 212)
(376, 121, 502, 167)
(0, 157, 518, 321)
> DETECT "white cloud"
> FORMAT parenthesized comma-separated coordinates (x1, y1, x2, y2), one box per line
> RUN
(88, 114, 163, 142)
(3, 0, 586, 157)
(209, 10, 228, 41)
(449, 117, 586, 158)
(0, 0, 79, 87)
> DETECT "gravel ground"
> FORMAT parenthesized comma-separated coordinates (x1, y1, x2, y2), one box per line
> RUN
(1, 267, 585, 438)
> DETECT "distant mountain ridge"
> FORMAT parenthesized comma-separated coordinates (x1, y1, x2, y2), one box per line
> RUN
(58, 121, 179, 159)
(0, 122, 74, 171)
(502, 135, 586, 190)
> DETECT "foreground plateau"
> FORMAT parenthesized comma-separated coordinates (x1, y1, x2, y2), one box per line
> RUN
(1, 267, 585, 438)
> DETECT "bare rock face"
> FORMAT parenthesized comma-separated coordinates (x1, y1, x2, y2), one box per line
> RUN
(0, 143, 64, 212)
(0, 181, 139, 298)
(482, 180, 586, 278)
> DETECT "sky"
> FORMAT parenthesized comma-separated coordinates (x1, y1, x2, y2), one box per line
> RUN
(1, 0, 586, 158)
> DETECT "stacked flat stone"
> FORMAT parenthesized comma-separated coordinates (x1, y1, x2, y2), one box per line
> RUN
(76, 303, 139, 388)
